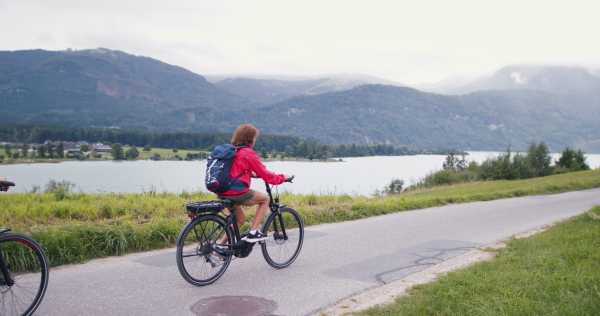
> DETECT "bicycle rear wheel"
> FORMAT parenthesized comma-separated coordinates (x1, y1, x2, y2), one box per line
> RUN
(0, 233, 49, 316)
(176, 215, 233, 286)
(261, 207, 304, 268)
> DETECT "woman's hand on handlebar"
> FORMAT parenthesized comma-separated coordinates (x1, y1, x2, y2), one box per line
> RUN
(0, 177, 13, 192)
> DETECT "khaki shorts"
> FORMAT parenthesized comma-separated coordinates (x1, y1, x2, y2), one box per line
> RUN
(218, 190, 255, 206)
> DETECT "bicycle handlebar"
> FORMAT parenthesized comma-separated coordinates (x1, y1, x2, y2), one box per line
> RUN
(285, 175, 295, 183)
(0, 181, 14, 192)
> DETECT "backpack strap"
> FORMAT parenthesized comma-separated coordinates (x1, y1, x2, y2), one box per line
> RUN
(229, 145, 249, 190)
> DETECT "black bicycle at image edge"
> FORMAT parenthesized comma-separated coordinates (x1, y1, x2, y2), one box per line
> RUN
(0, 181, 50, 316)
(176, 176, 304, 286)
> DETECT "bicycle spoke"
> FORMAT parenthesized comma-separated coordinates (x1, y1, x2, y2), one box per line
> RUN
(176, 216, 232, 286)
(262, 208, 304, 268)
(0, 234, 48, 316)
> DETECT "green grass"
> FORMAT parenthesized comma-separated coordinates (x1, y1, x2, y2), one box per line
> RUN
(1, 169, 599, 267)
(288, 169, 600, 226)
(353, 205, 600, 316)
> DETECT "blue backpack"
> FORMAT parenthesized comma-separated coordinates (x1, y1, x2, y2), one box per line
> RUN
(205, 144, 248, 194)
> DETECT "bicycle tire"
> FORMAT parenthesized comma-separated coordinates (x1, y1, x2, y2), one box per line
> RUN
(261, 207, 304, 268)
(0, 233, 49, 316)
(176, 215, 233, 286)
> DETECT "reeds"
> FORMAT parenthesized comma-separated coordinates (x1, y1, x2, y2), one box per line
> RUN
(1, 169, 599, 267)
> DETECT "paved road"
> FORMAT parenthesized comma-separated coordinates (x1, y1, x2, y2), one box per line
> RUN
(35, 188, 600, 315)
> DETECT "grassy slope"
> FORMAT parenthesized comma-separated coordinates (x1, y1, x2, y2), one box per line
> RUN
(1, 170, 599, 268)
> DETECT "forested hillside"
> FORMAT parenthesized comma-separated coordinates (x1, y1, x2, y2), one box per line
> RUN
(1, 49, 599, 152)
(244, 85, 600, 152)
(0, 48, 256, 129)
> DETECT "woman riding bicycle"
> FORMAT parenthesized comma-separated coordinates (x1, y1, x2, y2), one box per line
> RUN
(217, 124, 291, 242)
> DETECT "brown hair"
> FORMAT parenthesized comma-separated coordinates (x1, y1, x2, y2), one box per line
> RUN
(231, 124, 259, 147)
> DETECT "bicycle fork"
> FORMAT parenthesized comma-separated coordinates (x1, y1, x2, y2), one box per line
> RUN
(0, 248, 14, 286)
(271, 210, 289, 241)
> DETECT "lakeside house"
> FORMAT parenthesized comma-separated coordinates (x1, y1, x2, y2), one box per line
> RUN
(1, 140, 113, 156)
(91, 143, 112, 153)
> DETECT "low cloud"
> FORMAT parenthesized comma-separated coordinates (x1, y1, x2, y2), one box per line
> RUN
(510, 71, 526, 84)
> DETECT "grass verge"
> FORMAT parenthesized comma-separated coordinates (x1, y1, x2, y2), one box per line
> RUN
(352, 205, 600, 316)
(0, 169, 599, 267)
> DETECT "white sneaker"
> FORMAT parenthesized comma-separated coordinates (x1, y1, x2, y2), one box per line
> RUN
(244, 231, 268, 243)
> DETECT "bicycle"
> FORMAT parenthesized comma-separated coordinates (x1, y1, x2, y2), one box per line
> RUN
(0, 181, 50, 316)
(176, 176, 303, 286)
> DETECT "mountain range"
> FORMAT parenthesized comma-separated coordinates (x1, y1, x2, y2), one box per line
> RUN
(1, 48, 599, 152)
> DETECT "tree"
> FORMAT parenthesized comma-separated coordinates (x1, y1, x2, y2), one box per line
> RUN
(37, 145, 46, 158)
(443, 152, 466, 172)
(126, 146, 139, 159)
(495, 147, 513, 180)
(574, 149, 590, 171)
(80, 144, 90, 153)
(260, 147, 268, 159)
(295, 141, 308, 158)
(143, 145, 152, 152)
(557, 148, 590, 172)
(526, 142, 553, 177)
(57, 142, 65, 158)
(46, 143, 54, 158)
(284, 145, 293, 158)
(111, 143, 125, 160)
(21, 143, 29, 158)
(385, 178, 404, 195)
(4, 144, 11, 157)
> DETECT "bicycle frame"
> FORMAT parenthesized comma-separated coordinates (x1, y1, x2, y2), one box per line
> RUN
(178, 200, 256, 259)
(179, 180, 290, 258)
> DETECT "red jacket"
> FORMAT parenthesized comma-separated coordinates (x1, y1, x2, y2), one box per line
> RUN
(219, 147, 285, 195)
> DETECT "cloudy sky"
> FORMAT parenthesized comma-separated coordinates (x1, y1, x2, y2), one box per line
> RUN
(1, 0, 599, 84)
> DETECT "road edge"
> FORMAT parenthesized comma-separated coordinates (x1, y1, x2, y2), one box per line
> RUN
(314, 226, 548, 316)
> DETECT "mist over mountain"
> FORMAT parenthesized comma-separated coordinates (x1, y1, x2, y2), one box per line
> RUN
(429, 65, 600, 95)
(1, 48, 599, 152)
(210, 73, 404, 103)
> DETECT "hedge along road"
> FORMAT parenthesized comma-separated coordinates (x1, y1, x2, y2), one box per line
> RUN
(35, 188, 600, 316)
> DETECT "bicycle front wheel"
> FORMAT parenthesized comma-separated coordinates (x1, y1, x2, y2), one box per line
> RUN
(176, 215, 233, 286)
(261, 207, 304, 268)
(0, 233, 49, 316)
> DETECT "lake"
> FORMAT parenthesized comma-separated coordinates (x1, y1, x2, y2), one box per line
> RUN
(1, 152, 599, 196)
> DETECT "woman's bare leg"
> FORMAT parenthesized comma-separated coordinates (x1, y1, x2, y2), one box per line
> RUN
(219, 205, 246, 244)
(243, 191, 270, 231)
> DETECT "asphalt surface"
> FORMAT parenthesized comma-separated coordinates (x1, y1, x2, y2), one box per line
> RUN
(35, 188, 600, 315)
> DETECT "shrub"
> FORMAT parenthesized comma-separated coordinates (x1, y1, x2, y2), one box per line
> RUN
(384, 178, 404, 195)
(44, 179, 75, 200)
